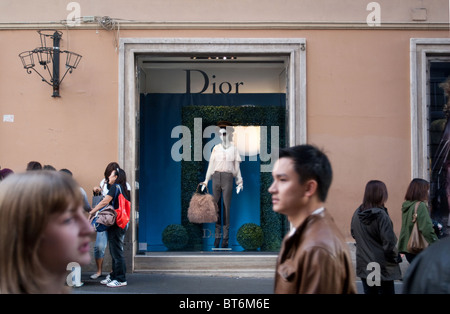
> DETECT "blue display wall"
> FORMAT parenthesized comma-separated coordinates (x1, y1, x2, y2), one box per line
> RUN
(139, 93, 286, 251)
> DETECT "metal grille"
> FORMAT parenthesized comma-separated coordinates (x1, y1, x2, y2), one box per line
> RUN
(428, 60, 450, 214)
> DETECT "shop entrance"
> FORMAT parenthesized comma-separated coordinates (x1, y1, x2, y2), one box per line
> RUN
(137, 56, 288, 252)
(119, 38, 306, 272)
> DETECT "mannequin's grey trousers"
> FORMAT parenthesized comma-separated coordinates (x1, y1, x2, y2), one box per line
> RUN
(212, 171, 233, 240)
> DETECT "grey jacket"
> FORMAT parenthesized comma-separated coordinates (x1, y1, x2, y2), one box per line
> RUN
(351, 206, 402, 281)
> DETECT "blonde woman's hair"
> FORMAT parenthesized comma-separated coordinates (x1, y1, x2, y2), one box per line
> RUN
(0, 171, 83, 294)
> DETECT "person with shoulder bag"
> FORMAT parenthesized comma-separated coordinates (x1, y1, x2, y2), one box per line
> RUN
(398, 178, 438, 263)
(89, 162, 120, 280)
(90, 167, 130, 288)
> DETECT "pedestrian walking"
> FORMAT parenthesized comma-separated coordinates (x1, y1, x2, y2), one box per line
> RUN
(90, 162, 120, 280)
(351, 180, 402, 294)
(398, 178, 438, 263)
(269, 144, 356, 294)
(90, 167, 130, 287)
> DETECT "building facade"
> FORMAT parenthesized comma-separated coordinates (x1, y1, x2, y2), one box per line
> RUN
(1, 0, 449, 274)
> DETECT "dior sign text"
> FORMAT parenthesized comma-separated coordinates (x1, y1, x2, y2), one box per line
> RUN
(184, 69, 244, 94)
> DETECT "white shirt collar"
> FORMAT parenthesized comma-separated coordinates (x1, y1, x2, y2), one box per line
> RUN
(287, 207, 325, 237)
(311, 207, 325, 215)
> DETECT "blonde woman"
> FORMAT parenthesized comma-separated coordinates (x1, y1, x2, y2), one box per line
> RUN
(0, 171, 93, 293)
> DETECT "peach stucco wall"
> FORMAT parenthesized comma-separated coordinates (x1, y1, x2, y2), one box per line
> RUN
(1, 25, 448, 240)
(0, 0, 448, 24)
(0, 29, 120, 190)
(305, 29, 415, 239)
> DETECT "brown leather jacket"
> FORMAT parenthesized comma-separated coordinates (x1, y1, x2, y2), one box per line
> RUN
(274, 209, 357, 294)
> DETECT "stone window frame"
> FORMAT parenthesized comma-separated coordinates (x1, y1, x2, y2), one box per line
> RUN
(410, 38, 450, 179)
(118, 38, 306, 269)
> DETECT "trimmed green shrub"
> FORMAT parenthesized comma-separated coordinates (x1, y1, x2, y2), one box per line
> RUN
(237, 223, 264, 251)
(162, 224, 189, 251)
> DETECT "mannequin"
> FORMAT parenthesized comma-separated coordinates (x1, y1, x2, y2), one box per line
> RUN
(201, 121, 243, 248)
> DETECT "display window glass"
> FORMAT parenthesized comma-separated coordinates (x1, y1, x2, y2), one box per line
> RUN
(428, 60, 450, 233)
(137, 56, 289, 252)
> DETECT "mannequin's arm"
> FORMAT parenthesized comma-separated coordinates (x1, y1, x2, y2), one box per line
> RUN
(235, 162, 243, 194)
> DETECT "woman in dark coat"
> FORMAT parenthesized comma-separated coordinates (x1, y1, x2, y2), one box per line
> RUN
(351, 180, 402, 294)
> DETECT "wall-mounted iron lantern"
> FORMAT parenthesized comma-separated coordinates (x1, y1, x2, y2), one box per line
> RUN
(19, 30, 82, 97)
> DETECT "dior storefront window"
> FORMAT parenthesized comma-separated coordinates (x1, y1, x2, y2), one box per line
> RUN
(137, 55, 289, 253)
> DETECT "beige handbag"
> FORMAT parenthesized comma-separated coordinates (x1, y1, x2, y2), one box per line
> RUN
(407, 202, 429, 254)
(187, 183, 218, 224)
(89, 205, 117, 232)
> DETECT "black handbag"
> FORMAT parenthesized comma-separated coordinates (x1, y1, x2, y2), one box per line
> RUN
(92, 191, 104, 208)
(92, 182, 106, 208)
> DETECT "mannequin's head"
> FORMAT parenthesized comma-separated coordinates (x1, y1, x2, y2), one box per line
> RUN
(218, 128, 231, 143)
(217, 121, 234, 144)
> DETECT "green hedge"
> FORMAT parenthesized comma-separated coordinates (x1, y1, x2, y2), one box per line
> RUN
(181, 105, 288, 251)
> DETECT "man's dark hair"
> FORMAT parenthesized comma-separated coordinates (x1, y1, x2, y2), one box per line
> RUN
(278, 144, 333, 202)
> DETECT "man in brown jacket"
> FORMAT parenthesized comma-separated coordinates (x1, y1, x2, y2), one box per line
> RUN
(269, 145, 356, 294)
